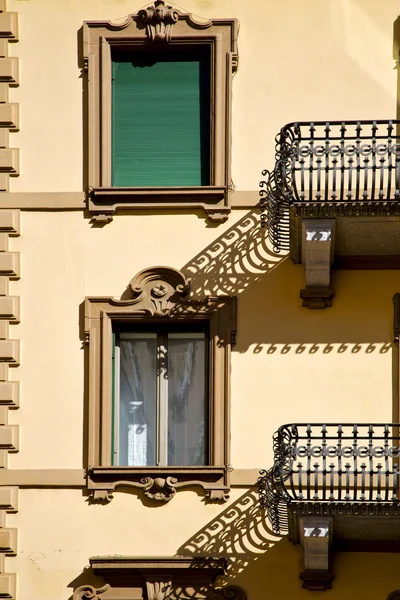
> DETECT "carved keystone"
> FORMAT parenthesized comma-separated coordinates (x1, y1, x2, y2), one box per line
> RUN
(138, 1, 179, 42)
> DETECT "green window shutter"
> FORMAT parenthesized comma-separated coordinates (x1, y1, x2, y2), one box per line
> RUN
(111, 49, 210, 187)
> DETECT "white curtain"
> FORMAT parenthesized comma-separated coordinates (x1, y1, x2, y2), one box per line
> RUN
(167, 334, 206, 466)
(119, 335, 157, 466)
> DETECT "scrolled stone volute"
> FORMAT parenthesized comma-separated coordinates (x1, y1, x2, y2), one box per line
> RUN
(128, 266, 189, 316)
(138, 0, 179, 42)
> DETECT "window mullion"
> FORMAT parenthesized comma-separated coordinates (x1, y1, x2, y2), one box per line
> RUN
(157, 333, 168, 466)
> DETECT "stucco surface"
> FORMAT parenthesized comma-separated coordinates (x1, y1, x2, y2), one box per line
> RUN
(6, 0, 400, 192)
(6, 488, 400, 600)
(6, 210, 399, 470)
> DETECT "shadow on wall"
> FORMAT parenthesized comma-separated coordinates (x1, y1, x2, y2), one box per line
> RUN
(176, 490, 400, 600)
(180, 210, 399, 354)
(177, 490, 278, 580)
(181, 210, 285, 298)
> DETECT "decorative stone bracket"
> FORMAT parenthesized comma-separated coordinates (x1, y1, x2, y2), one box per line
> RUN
(73, 557, 247, 600)
(299, 516, 334, 591)
(300, 219, 335, 309)
(88, 466, 230, 505)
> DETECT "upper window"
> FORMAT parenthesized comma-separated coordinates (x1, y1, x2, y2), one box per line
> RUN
(84, 266, 236, 504)
(111, 48, 211, 187)
(83, 1, 238, 222)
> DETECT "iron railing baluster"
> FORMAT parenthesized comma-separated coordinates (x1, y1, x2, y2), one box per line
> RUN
(259, 422, 400, 534)
(260, 119, 400, 252)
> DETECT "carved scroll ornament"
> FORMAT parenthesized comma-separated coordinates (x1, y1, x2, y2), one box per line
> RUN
(128, 266, 189, 316)
(88, 474, 230, 505)
(73, 584, 110, 600)
(138, 0, 179, 42)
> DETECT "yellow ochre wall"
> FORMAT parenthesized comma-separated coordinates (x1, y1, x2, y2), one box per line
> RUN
(2, 1, 400, 599)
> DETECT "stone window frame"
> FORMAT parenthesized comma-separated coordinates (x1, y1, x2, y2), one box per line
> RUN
(84, 266, 236, 503)
(83, 2, 239, 224)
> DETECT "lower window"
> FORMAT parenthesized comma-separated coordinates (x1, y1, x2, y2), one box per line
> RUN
(113, 328, 208, 467)
(84, 266, 236, 503)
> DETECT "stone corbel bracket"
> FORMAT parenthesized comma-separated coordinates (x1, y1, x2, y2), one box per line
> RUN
(73, 557, 247, 600)
(300, 219, 335, 309)
(299, 516, 334, 591)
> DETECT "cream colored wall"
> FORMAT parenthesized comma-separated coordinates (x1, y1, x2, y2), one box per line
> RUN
(3, 1, 400, 599)
(6, 210, 399, 472)
(6, 489, 400, 600)
(6, 0, 400, 192)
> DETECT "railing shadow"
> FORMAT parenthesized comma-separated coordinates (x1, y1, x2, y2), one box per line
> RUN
(176, 489, 282, 593)
(181, 210, 285, 299)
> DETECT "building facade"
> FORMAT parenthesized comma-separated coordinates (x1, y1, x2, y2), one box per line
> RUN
(0, 0, 400, 599)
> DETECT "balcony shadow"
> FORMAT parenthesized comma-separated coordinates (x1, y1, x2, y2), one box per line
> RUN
(180, 210, 399, 353)
(174, 489, 400, 599)
(176, 489, 279, 590)
(181, 210, 285, 299)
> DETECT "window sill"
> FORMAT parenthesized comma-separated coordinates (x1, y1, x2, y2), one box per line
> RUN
(88, 186, 230, 223)
(87, 465, 230, 503)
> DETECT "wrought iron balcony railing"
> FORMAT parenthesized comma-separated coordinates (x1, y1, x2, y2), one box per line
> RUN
(259, 120, 400, 252)
(259, 423, 400, 535)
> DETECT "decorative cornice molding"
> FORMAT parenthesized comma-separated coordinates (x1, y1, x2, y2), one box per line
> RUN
(138, 1, 179, 42)
(291, 200, 400, 218)
(87, 466, 230, 504)
(291, 501, 400, 518)
(77, 557, 247, 600)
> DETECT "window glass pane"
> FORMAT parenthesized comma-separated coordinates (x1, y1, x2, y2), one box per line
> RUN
(111, 48, 210, 187)
(167, 333, 207, 466)
(118, 333, 157, 466)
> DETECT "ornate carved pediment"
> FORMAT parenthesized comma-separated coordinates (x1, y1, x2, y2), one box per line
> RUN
(73, 557, 247, 600)
(138, 0, 179, 42)
(128, 266, 189, 316)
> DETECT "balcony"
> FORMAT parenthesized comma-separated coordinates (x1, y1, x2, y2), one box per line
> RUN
(260, 121, 400, 307)
(259, 423, 400, 589)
